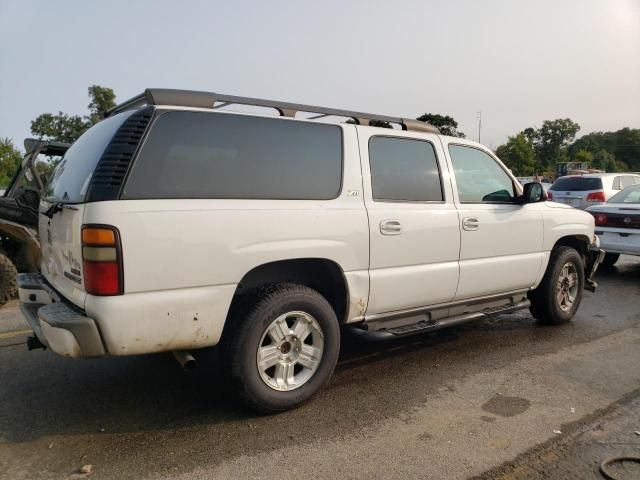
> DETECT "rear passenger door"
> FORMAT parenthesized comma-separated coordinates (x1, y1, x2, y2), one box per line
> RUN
(359, 130, 461, 315)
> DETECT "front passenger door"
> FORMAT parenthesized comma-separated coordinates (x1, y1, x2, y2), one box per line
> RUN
(445, 142, 544, 300)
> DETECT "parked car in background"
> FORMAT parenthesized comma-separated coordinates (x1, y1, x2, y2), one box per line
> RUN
(517, 177, 552, 193)
(548, 173, 640, 209)
(587, 184, 640, 266)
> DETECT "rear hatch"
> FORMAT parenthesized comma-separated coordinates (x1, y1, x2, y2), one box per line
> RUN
(549, 177, 604, 209)
(39, 110, 138, 308)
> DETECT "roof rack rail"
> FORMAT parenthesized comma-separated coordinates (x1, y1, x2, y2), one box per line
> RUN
(105, 88, 440, 134)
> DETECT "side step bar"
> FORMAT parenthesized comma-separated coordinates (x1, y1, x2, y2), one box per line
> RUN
(372, 299, 530, 337)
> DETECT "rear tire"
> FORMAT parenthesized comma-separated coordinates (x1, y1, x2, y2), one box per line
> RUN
(226, 283, 340, 413)
(0, 253, 17, 306)
(529, 246, 584, 325)
(601, 253, 619, 267)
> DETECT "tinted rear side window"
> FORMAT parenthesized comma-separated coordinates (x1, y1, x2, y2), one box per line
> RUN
(550, 177, 603, 191)
(369, 136, 443, 202)
(122, 111, 342, 200)
(44, 110, 134, 203)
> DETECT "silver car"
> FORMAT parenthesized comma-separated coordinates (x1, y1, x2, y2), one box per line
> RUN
(549, 173, 640, 209)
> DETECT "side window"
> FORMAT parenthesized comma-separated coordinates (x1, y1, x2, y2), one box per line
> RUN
(448, 145, 515, 203)
(122, 111, 343, 200)
(622, 176, 636, 188)
(368, 136, 443, 202)
(612, 176, 622, 190)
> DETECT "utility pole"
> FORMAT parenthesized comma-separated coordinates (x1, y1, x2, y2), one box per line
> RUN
(476, 111, 482, 143)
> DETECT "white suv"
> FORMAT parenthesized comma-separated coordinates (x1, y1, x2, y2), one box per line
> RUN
(18, 89, 603, 412)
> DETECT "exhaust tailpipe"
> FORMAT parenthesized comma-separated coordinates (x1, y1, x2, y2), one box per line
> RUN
(172, 350, 197, 372)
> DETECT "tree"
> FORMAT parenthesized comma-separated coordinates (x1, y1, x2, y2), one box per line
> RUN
(567, 128, 640, 172)
(573, 149, 593, 166)
(495, 133, 536, 176)
(522, 127, 539, 145)
(613, 128, 640, 170)
(536, 118, 580, 169)
(30, 85, 116, 143)
(30, 112, 87, 144)
(369, 119, 392, 129)
(416, 113, 465, 138)
(0, 138, 22, 186)
(87, 85, 117, 124)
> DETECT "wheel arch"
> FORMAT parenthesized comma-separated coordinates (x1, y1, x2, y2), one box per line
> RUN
(553, 234, 591, 258)
(228, 258, 351, 325)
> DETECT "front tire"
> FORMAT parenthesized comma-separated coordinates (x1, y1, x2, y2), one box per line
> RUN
(226, 283, 340, 413)
(529, 247, 585, 325)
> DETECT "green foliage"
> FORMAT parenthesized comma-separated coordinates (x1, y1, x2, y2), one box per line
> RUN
(36, 159, 59, 184)
(495, 133, 536, 176)
(573, 149, 593, 165)
(87, 85, 117, 124)
(369, 119, 392, 129)
(0, 138, 22, 187)
(416, 113, 465, 138)
(535, 118, 581, 169)
(30, 85, 116, 144)
(569, 128, 640, 171)
(30, 112, 87, 144)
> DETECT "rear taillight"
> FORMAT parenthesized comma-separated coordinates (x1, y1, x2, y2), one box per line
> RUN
(81, 225, 123, 296)
(592, 212, 608, 226)
(547, 191, 553, 200)
(586, 191, 606, 202)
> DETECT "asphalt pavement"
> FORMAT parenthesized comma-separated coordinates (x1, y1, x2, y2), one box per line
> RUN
(0, 256, 639, 480)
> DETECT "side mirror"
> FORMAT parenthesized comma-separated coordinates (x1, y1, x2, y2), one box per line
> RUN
(520, 182, 547, 204)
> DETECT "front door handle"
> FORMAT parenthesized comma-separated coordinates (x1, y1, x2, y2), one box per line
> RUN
(380, 219, 402, 235)
(462, 217, 480, 231)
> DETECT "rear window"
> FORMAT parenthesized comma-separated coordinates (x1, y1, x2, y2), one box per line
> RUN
(550, 177, 603, 191)
(44, 111, 134, 203)
(608, 185, 640, 204)
(122, 111, 343, 200)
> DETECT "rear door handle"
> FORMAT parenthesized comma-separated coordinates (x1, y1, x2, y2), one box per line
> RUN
(462, 217, 480, 231)
(380, 219, 402, 235)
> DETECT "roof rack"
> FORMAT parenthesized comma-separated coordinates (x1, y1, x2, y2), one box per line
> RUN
(105, 88, 440, 134)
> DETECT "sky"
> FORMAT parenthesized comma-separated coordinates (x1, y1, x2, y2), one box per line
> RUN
(1, 0, 639, 151)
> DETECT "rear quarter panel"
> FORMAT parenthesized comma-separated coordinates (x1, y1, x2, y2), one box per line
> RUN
(81, 127, 370, 355)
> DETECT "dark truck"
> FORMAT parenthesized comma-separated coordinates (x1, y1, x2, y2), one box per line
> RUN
(0, 139, 69, 304)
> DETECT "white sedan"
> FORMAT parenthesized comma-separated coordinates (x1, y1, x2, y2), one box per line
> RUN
(587, 184, 640, 266)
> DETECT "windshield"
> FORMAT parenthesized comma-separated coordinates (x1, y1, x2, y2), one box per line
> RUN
(43, 111, 133, 203)
(608, 185, 640, 204)
(550, 177, 603, 191)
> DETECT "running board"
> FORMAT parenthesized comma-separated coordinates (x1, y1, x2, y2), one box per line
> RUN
(371, 299, 531, 337)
